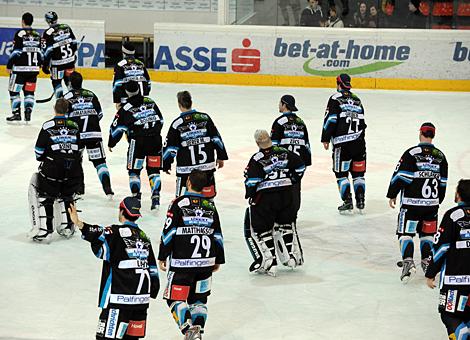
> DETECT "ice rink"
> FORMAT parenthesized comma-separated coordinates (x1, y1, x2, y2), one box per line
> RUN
(0, 76, 469, 340)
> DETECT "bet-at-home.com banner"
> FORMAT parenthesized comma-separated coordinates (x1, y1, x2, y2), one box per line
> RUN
(154, 24, 470, 80)
(0, 17, 105, 68)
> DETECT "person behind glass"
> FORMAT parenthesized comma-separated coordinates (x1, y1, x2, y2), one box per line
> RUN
(368, 5, 378, 27)
(326, 6, 344, 27)
(353, 2, 368, 27)
(279, 0, 301, 26)
(405, 0, 426, 29)
(300, 0, 324, 27)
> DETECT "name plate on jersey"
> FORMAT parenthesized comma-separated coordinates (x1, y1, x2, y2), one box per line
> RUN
(444, 275, 470, 285)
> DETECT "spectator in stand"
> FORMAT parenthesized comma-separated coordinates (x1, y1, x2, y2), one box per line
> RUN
(368, 5, 378, 27)
(405, 0, 426, 28)
(326, 6, 345, 27)
(279, 0, 302, 26)
(353, 2, 368, 27)
(300, 0, 325, 26)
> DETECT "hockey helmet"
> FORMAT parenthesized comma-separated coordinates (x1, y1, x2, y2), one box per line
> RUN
(45, 11, 58, 25)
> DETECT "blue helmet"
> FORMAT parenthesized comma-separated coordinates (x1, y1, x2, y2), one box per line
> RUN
(45, 11, 58, 25)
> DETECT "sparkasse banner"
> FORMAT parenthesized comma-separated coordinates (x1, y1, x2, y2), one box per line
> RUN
(153, 24, 470, 81)
(0, 17, 105, 68)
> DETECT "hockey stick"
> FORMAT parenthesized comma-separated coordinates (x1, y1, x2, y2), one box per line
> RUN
(36, 92, 55, 103)
(36, 35, 86, 103)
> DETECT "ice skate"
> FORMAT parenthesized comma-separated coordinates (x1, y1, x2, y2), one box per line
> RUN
(421, 257, 430, 274)
(24, 109, 31, 122)
(6, 113, 21, 122)
(400, 258, 416, 283)
(32, 228, 53, 243)
(57, 223, 75, 239)
(151, 194, 160, 210)
(338, 199, 353, 214)
(104, 186, 114, 200)
(356, 194, 365, 212)
(184, 325, 202, 340)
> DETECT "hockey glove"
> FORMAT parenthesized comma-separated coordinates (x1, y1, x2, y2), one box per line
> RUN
(42, 65, 50, 75)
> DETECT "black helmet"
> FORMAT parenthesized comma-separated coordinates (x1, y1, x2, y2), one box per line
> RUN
(45, 11, 58, 25)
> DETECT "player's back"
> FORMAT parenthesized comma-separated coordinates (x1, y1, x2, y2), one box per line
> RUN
(123, 97, 163, 138)
(98, 223, 155, 309)
(42, 24, 76, 65)
(400, 143, 447, 208)
(38, 117, 82, 178)
(245, 146, 305, 195)
(326, 91, 366, 145)
(272, 113, 311, 166)
(65, 88, 102, 137)
(9, 28, 42, 72)
(168, 110, 219, 170)
(115, 58, 148, 84)
(166, 194, 221, 273)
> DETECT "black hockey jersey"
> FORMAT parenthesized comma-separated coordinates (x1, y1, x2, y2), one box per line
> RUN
(387, 143, 448, 209)
(162, 109, 228, 175)
(108, 96, 164, 147)
(426, 203, 470, 316)
(158, 194, 225, 273)
(34, 116, 83, 180)
(321, 90, 367, 146)
(244, 146, 305, 199)
(81, 221, 159, 309)
(42, 23, 77, 69)
(113, 58, 151, 102)
(65, 88, 104, 141)
(7, 28, 42, 73)
(271, 112, 311, 166)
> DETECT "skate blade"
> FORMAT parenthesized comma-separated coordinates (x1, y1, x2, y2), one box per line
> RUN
(357, 208, 365, 215)
(339, 210, 354, 215)
(106, 194, 114, 200)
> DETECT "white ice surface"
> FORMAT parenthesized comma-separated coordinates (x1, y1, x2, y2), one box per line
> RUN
(0, 77, 469, 340)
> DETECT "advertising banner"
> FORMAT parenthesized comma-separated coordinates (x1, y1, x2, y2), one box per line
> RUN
(154, 24, 470, 80)
(0, 17, 105, 68)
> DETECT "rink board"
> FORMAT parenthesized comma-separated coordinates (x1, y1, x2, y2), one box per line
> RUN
(0, 17, 105, 68)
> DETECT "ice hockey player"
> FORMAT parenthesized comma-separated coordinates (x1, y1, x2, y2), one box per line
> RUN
(41, 11, 77, 99)
(244, 130, 305, 275)
(270, 94, 311, 265)
(64, 71, 114, 197)
(321, 73, 367, 212)
(6, 12, 42, 122)
(68, 197, 159, 340)
(387, 122, 448, 283)
(29, 98, 83, 243)
(163, 91, 228, 198)
(108, 81, 164, 210)
(158, 170, 225, 340)
(113, 42, 151, 110)
(425, 179, 470, 340)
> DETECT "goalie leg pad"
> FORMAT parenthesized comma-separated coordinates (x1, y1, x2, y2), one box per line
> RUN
(292, 222, 304, 266)
(273, 223, 295, 268)
(244, 208, 276, 272)
(55, 199, 75, 238)
(28, 173, 53, 242)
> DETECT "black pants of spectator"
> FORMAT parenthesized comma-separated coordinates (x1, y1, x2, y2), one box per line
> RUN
(96, 307, 148, 339)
